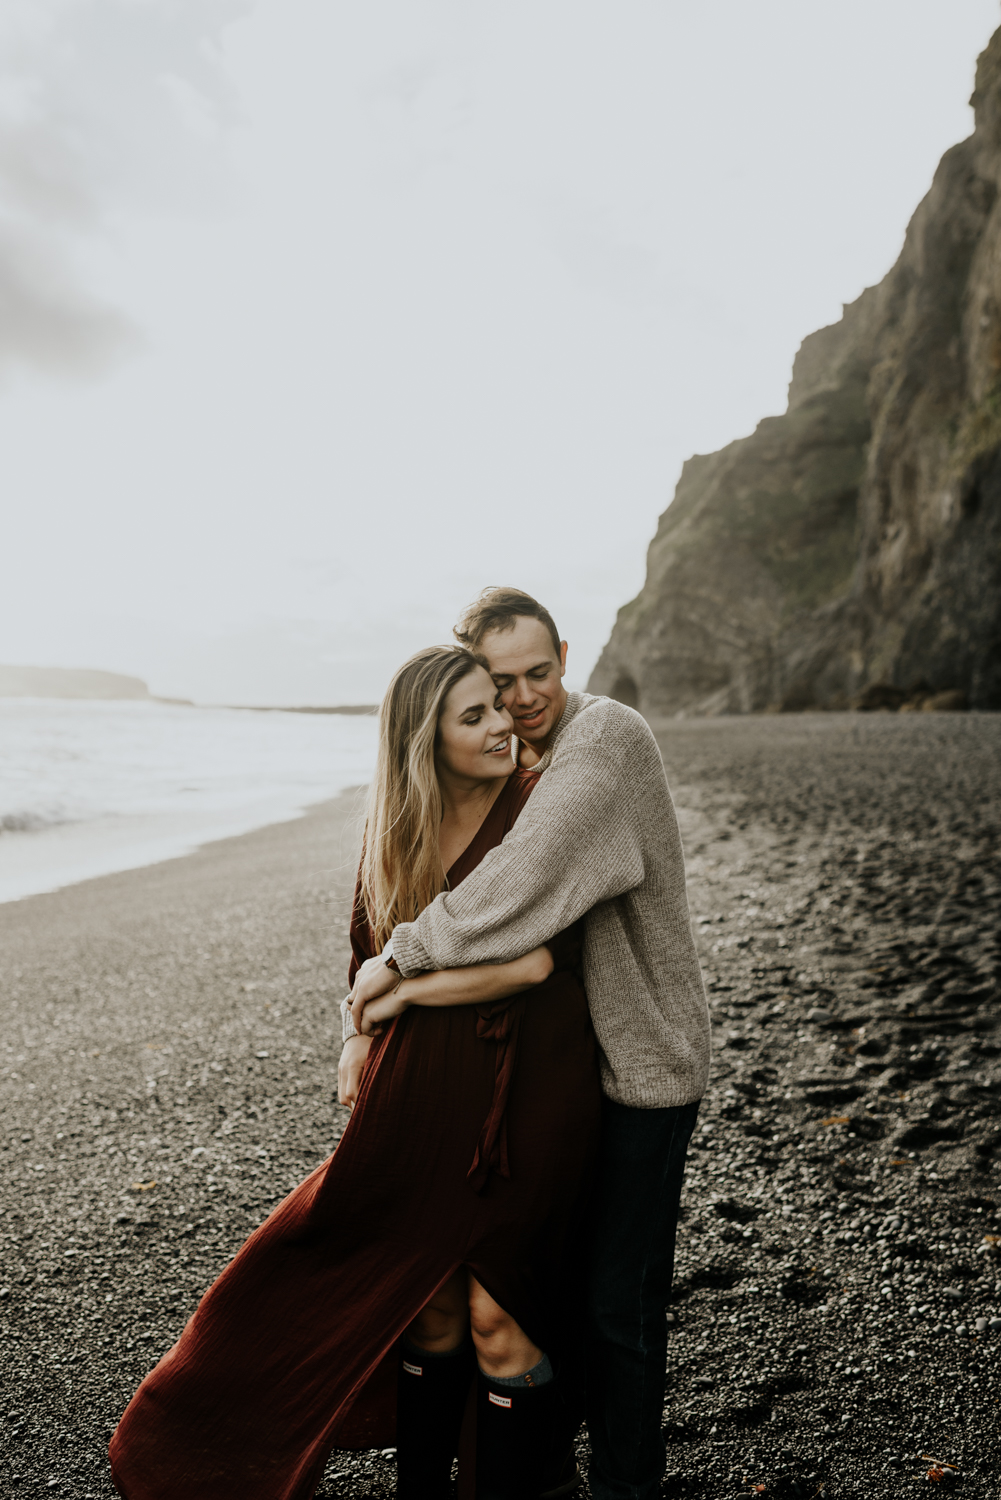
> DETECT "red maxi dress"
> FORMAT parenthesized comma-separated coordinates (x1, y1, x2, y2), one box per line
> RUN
(109, 768, 601, 1500)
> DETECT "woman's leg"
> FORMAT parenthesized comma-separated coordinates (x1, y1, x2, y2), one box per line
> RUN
(396, 1271, 474, 1498)
(407, 1268, 469, 1351)
(468, 1275, 543, 1377)
(468, 1277, 578, 1499)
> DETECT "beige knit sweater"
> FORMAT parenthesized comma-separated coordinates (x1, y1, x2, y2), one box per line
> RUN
(379, 692, 710, 1109)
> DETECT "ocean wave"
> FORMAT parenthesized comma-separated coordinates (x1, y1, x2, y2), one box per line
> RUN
(0, 808, 72, 834)
(0, 699, 379, 901)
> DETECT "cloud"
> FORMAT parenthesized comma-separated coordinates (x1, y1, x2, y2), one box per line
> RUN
(0, 0, 251, 379)
(0, 225, 135, 375)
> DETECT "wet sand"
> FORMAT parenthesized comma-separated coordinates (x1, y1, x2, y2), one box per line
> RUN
(0, 714, 998, 1498)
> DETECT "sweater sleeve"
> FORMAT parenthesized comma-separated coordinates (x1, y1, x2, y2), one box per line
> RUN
(391, 741, 647, 976)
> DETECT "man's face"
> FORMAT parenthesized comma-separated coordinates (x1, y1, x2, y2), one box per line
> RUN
(481, 616, 568, 750)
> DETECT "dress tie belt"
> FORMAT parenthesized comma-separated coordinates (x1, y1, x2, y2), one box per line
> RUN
(467, 1000, 522, 1193)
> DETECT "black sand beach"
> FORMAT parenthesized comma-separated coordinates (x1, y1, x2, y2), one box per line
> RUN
(1, 714, 999, 1498)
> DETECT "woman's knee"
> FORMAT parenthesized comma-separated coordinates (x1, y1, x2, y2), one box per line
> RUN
(408, 1271, 469, 1351)
(467, 1278, 543, 1377)
(467, 1279, 520, 1348)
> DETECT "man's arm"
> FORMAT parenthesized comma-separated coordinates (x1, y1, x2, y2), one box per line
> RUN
(353, 945, 554, 1034)
(391, 733, 655, 976)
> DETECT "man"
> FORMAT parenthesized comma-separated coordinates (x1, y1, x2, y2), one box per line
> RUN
(347, 587, 710, 1500)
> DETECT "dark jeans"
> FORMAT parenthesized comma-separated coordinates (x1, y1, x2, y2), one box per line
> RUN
(586, 1096, 700, 1500)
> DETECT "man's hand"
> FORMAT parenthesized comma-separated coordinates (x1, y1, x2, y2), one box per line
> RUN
(338, 1034, 373, 1108)
(349, 955, 399, 1031)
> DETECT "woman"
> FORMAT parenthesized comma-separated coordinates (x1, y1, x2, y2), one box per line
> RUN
(109, 646, 601, 1500)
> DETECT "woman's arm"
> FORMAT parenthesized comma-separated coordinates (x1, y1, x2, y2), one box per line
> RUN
(354, 946, 554, 1036)
(337, 1034, 372, 1107)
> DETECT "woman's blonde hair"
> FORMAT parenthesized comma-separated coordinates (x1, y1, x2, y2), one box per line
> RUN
(360, 644, 482, 948)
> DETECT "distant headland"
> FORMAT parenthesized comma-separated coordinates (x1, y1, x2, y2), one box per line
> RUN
(0, 663, 375, 714)
(0, 664, 153, 700)
(230, 704, 378, 716)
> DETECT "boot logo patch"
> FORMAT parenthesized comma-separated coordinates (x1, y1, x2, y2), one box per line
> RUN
(403, 1361, 423, 1376)
(488, 1392, 512, 1408)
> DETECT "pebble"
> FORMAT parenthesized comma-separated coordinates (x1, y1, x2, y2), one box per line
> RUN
(989, 1317, 1001, 1331)
(806, 1007, 832, 1023)
(974, 1318, 988, 1333)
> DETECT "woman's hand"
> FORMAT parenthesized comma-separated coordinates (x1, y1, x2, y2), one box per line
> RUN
(350, 954, 398, 1005)
(338, 1034, 373, 1108)
(357, 983, 411, 1036)
(349, 956, 398, 1031)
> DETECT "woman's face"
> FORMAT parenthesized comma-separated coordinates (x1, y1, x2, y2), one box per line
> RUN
(436, 665, 515, 784)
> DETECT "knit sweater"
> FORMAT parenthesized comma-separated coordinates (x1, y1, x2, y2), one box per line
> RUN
(383, 692, 711, 1109)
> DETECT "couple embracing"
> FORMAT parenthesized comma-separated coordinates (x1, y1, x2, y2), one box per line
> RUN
(110, 588, 711, 1500)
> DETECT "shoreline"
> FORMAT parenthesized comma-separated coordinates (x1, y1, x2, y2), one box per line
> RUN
(0, 786, 365, 924)
(0, 696, 379, 906)
(0, 792, 364, 908)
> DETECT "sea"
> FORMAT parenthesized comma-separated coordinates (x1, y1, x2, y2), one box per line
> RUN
(0, 699, 380, 905)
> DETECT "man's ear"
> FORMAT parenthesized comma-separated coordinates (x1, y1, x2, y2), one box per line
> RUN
(559, 641, 568, 675)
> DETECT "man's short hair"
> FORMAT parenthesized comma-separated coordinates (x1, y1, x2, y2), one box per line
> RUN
(454, 587, 562, 659)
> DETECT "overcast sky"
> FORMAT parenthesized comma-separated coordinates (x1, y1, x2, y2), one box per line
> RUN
(1, 0, 998, 705)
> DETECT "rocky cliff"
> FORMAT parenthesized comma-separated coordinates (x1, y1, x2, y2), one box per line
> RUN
(589, 28, 1001, 716)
